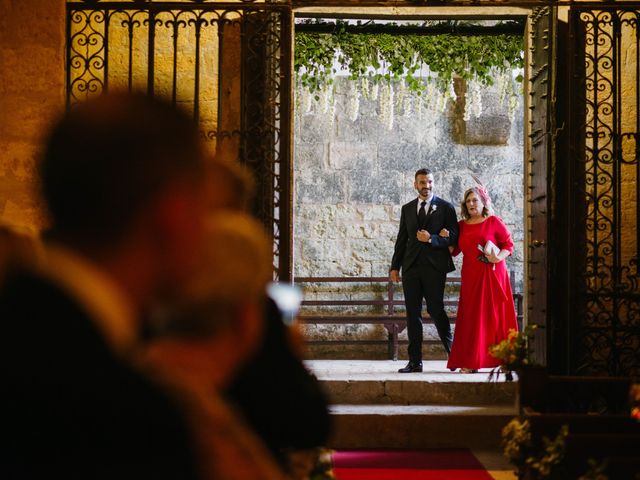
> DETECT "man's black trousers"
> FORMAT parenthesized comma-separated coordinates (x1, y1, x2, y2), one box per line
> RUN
(401, 261, 453, 363)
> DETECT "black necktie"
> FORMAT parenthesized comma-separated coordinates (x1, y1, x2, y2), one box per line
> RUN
(418, 200, 427, 228)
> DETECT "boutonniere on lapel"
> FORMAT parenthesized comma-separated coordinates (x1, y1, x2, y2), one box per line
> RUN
(430, 204, 437, 214)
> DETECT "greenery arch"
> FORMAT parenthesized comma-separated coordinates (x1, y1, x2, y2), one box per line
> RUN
(294, 21, 525, 95)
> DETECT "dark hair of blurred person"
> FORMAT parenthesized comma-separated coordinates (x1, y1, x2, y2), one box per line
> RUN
(0, 92, 212, 480)
(42, 93, 211, 303)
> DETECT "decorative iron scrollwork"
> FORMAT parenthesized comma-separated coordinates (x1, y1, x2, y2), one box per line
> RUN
(66, 0, 291, 279)
(68, 10, 106, 103)
(572, 7, 640, 377)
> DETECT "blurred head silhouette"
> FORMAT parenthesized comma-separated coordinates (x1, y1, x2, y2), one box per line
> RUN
(144, 211, 273, 388)
(41, 92, 212, 310)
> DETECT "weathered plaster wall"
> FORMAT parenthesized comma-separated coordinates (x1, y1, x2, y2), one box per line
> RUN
(0, 0, 65, 232)
(294, 76, 525, 358)
(619, 23, 638, 273)
(1, 3, 228, 233)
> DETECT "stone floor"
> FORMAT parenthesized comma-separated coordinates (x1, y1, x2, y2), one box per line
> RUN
(306, 359, 516, 406)
(307, 359, 500, 382)
(305, 360, 517, 480)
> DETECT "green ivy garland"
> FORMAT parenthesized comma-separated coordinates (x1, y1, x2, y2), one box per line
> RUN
(295, 22, 524, 95)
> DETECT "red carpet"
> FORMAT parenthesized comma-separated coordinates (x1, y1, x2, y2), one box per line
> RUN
(333, 449, 494, 480)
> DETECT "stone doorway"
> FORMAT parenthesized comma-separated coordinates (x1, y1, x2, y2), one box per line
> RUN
(291, 9, 528, 360)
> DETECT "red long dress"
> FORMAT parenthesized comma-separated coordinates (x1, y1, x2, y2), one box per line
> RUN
(446, 215, 519, 370)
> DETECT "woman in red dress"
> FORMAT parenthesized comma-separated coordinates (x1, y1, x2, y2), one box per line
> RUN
(445, 186, 519, 373)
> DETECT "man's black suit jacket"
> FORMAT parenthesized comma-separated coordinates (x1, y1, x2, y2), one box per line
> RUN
(0, 270, 199, 480)
(390, 196, 459, 274)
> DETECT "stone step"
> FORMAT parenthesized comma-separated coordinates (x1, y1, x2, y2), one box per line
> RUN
(327, 403, 517, 450)
(306, 360, 516, 406)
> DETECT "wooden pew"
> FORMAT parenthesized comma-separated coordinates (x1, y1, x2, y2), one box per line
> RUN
(294, 273, 522, 360)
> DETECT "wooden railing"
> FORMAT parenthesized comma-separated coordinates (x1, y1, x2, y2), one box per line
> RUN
(294, 272, 522, 360)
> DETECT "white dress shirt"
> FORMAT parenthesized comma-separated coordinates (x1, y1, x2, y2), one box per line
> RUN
(417, 195, 433, 215)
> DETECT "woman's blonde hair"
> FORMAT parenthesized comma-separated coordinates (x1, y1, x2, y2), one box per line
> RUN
(460, 187, 493, 220)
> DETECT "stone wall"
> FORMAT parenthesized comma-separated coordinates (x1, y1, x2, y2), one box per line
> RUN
(293, 75, 524, 358)
(0, 0, 65, 232)
(1, 3, 227, 232)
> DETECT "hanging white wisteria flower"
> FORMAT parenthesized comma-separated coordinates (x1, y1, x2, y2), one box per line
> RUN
(471, 83, 482, 118)
(330, 96, 337, 122)
(424, 81, 437, 112)
(302, 86, 313, 114)
(448, 79, 457, 102)
(404, 94, 413, 118)
(463, 90, 472, 122)
(378, 81, 394, 130)
(396, 80, 406, 113)
(508, 94, 519, 122)
(370, 82, 379, 102)
(361, 77, 370, 100)
(464, 79, 483, 121)
(415, 93, 424, 119)
(497, 69, 508, 106)
(435, 88, 448, 113)
(386, 84, 395, 130)
(321, 83, 334, 114)
(347, 81, 361, 122)
(422, 100, 439, 148)
(293, 88, 299, 113)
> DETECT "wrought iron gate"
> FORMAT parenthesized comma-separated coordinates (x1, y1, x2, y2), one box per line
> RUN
(565, 5, 640, 376)
(66, 0, 293, 280)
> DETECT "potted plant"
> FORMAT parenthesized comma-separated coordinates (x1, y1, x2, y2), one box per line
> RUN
(488, 324, 539, 382)
(501, 417, 568, 479)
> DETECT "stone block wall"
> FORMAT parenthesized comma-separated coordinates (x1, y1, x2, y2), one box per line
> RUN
(293, 75, 524, 358)
(0, 0, 65, 232)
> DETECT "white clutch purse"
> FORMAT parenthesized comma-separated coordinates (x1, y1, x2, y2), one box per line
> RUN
(477, 240, 500, 256)
(477, 240, 500, 269)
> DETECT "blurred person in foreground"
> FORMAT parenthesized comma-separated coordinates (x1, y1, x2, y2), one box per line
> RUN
(211, 158, 332, 476)
(0, 93, 213, 479)
(139, 212, 287, 480)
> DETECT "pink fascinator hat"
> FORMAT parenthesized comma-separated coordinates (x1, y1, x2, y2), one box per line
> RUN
(470, 174, 491, 207)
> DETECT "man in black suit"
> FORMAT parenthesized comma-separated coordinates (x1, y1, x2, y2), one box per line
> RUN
(0, 93, 214, 479)
(390, 168, 459, 373)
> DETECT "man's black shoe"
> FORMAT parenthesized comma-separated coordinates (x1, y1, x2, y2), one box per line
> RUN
(398, 362, 423, 373)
